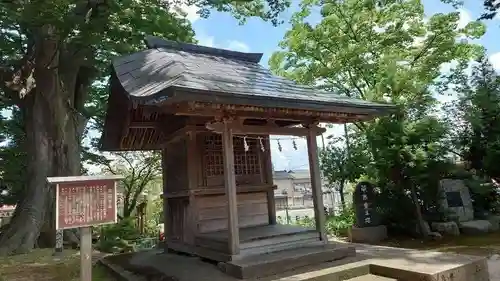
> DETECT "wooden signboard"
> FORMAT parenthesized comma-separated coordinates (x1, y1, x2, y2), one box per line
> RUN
(55, 179, 118, 230)
(47, 175, 123, 281)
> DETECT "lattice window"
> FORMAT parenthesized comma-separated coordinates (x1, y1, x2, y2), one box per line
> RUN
(203, 134, 261, 177)
(204, 134, 224, 177)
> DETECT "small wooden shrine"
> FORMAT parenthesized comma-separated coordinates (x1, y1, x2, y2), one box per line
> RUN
(100, 36, 393, 278)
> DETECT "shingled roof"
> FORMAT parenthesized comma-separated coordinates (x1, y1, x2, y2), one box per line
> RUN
(111, 36, 394, 113)
(101, 36, 396, 151)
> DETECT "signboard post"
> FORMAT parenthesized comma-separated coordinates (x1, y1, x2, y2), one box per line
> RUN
(47, 175, 123, 281)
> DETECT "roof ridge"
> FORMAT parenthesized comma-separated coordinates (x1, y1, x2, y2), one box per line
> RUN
(144, 35, 264, 64)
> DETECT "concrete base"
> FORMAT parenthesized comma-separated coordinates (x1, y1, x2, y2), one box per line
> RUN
(349, 225, 388, 243)
(100, 243, 490, 281)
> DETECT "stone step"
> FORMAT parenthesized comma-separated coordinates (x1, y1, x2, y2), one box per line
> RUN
(240, 230, 318, 249)
(240, 238, 323, 257)
(346, 274, 398, 281)
(219, 243, 356, 279)
(195, 229, 319, 255)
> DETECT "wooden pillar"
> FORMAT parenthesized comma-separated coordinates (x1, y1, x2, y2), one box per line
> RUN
(161, 148, 171, 252)
(306, 127, 327, 242)
(222, 120, 240, 254)
(265, 138, 277, 225)
(186, 132, 198, 244)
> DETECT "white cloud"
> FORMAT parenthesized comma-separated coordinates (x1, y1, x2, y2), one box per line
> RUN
(490, 52, 500, 71)
(168, 1, 200, 23)
(226, 40, 250, 52)
(181, 5, 200, 23)
(194, 33, 251, 53)
(197, 34, 215, 47)
(457, 8, 472, 29)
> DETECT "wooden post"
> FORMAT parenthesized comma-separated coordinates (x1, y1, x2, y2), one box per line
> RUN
(53, 184, 63, 257)
(161, 148, 171, 252)
(306, 127, 328, 242)
(53, 229, 63, 256)
(222, 120, 240, 255)
(265, 138, 277, 225)
(80, 226, 92, 281)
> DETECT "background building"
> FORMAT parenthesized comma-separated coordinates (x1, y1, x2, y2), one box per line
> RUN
(273, 169, 343, 216)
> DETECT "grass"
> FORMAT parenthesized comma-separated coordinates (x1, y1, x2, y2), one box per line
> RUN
(376, 232, 500, 257)
(0, 249, 113, 281)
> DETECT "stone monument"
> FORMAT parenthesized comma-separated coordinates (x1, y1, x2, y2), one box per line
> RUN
(436, 179, 494, 235)
(348, 181, 387, 243)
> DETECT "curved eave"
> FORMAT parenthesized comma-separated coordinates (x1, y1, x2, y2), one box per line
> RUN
(146, 86, 396, 121)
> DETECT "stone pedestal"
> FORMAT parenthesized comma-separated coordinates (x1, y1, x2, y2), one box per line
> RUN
(488, 215, 500, 231)
(431, 221, 460, 236)
(349, 225, 387, 243)
(459, 220, 493, 235)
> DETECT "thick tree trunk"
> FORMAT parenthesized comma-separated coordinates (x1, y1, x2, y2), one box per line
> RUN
(0, 27, 88, 255)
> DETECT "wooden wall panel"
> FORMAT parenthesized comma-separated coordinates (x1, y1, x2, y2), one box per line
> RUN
(164, 138, 188, 192)
(197, 192, 269, 233)
(166, 198, 188, 242)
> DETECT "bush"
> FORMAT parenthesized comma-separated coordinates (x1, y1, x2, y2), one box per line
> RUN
(325, 207, 354, 237)
(290, 208, 355, 237)
(96, 218, 145, 253)
(295, 216, 315, 228)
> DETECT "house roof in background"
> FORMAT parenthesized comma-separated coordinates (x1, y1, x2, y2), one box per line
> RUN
(273, 169, 311, 180)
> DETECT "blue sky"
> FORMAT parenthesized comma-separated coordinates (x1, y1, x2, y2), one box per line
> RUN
(176, 0, 500, 172)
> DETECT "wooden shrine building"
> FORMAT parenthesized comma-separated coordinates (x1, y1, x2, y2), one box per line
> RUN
(100, 36, 394, 279)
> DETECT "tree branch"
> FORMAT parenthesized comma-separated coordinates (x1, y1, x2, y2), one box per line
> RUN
(411, 32, 440, 66)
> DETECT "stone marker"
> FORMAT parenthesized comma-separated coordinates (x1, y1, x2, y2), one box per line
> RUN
(439, 179, 474, 222)
(349, 181, 387, 243)
(439, 179, 493, 234)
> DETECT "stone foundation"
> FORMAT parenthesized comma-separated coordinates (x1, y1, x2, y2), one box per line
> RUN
(348, 225, 388, 243)
(99, 243, 490, 281)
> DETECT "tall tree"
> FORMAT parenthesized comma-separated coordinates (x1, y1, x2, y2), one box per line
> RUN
(441, 0, 499, 20)
(319, 128, 369, 209)
(481, 0, 500, 20)
(445, 57, 500, 179)
(0, 0, 289, 255)
(0, 107, 26, 207)
(269, 0, 485, 236)
(104, 152, 162, 218)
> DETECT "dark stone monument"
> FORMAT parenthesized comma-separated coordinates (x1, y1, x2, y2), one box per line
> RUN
(353, 181, 380, 227)
(349, 181, 387, 243)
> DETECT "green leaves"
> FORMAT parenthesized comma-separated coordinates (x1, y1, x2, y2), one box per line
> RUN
(445, 57, 500, 179)
(270, 0, 485, 107)
(271, 0, 484, 227)
(0, 0, 291, 207)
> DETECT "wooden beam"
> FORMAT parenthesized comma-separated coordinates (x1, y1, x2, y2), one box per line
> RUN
(306, 127, 328, 243)
(160, 125, 207, 146)
(129, 121, 158, 129)
(222, 120, 240, 255)
(206, 122, 326, 137)
(161, 101, 371, 123)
